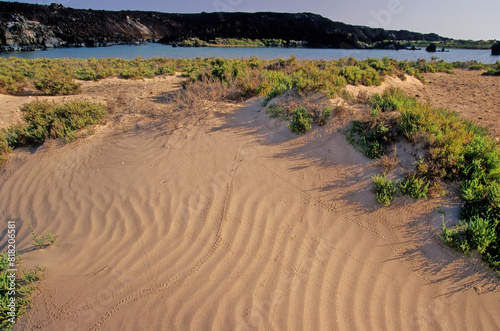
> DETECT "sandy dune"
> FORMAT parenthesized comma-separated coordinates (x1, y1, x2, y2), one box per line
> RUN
(1, 73, 500, 330)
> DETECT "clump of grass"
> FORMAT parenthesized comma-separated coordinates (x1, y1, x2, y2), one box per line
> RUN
(372, 174, 397, 205)
(317, 106, 332, 126)
(266, 104, 284, 119)
(0, 251, 43, 330)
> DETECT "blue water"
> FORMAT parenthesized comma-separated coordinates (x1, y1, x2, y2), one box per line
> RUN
(1, 43, 499, 63)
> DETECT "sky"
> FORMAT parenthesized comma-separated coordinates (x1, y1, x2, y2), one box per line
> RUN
(5, 0, 499, 40)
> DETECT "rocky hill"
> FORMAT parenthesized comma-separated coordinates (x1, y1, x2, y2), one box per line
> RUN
(0, 1, 447, 51)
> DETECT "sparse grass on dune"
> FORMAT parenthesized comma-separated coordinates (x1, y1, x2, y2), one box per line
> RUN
(345, 87, 500, 272)
(0, 251, 43, 330)
(0, 100, 108, 165)
(265, 92, 332, 134)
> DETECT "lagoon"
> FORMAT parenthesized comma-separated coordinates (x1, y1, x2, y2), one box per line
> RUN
(1, 43, 498, 63)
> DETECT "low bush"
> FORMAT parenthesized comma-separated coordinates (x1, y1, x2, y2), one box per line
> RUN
(265, 92, 333, 132)
(18, 100, 107, 144)
(483, 61, 500, 76)
(369, 87, 419, 117)
(288, 106, 313, 134)
(345, 119, 398, 159)
(34, 71, 81, 96)
(372, 174, 397, 205)
(399, 174, 430, 199)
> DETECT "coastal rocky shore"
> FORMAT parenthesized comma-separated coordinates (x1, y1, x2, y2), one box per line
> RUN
(1, 2, 446, 51)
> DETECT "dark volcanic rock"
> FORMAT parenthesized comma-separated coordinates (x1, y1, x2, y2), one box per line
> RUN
(426, 43, 437, 52)
(0, 1, 449, 50)
(493, 42, 500, 56)
(1, 13, 61, 50)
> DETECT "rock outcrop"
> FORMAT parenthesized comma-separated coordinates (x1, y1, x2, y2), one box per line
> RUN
(2, 13, 61, 50)
(492, 42, 500, 56)
(426, 43, 437, 52)
(0, 1, 449, 50)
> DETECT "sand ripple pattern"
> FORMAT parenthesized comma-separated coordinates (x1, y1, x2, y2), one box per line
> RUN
(1, 100, 499, 331)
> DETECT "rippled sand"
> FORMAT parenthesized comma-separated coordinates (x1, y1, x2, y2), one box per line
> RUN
(1, 74, 499, 330)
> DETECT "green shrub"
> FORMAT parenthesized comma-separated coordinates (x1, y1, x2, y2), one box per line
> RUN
(340, 66, 363, 85)
(119, 67, 155, 80)
(157, 66, 176, 76)
(482, 61, 500, 76)
(442, 220, 471, 254)
(345, 120, 396, 159)
(16, 100, 107, 145)
(288, 106, 312, 134)
(34, 72, 81, 95)
(0, 135, 10, 165)
(399, 175, 429, 199)
(266, 104, 283, 118)
(369, 88, 419, 117)
(0, 73, 26, 95)
(372, 174, 397, 205)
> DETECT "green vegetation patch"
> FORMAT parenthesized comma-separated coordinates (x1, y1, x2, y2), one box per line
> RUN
(346, 86, 500, 272)
(483, 61, 500, 76)
(265, 91, 333, 134)
(372, 174, 397, 205)
(0, 252, 43, 330)
(0, 100, 108, 165)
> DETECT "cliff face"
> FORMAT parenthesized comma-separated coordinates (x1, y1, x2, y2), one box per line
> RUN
(2, 13, 61, 50)
(0, 2, 447, 50)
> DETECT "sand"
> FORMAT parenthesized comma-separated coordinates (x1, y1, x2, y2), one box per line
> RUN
(1, 71, 499, 330)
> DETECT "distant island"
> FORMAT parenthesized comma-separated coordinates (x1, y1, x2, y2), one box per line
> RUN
(0, 1, 496, 52)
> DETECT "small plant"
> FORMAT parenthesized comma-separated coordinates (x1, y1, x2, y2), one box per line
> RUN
(288, 106, 312, 134)
(345, 120, 396, 159)
(372, 174, 397, 205)
(318, 106, 332, 126)
(19, 100, 107, 144)
(266, 104, 283, 118)
(26, 220, 56, 249)
(441, 219, 470, 254)
(45, 232, 57, 245)
(399, 174, 430, 199)
(0, 252, 43, 330)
